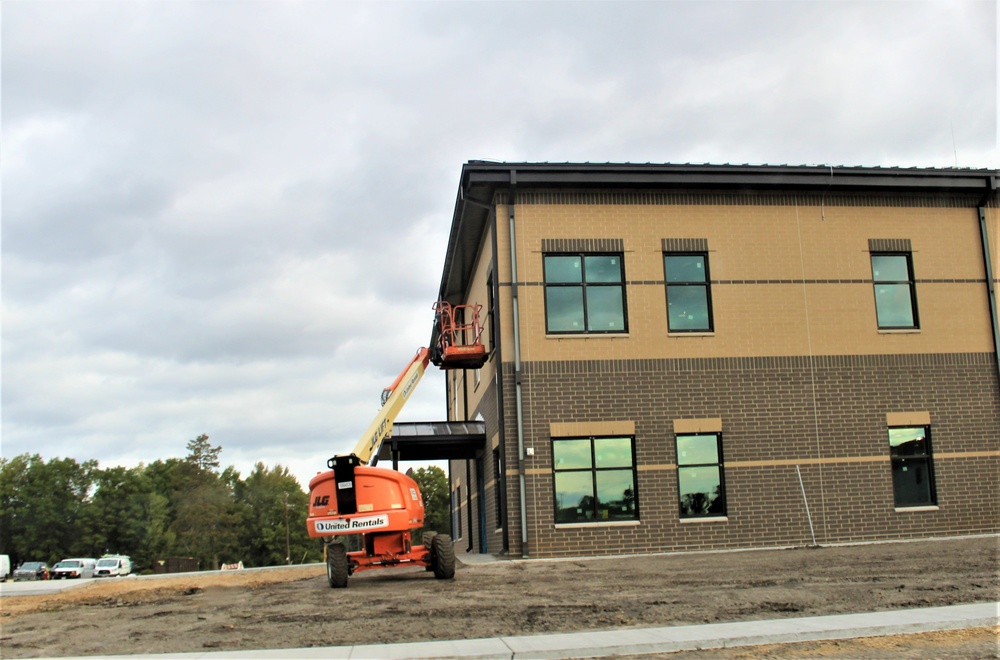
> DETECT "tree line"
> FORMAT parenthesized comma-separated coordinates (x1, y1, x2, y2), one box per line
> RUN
(0, 435, 451, 574)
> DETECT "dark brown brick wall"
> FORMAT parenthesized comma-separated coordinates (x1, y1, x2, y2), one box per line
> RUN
(492, 352, 998, 558)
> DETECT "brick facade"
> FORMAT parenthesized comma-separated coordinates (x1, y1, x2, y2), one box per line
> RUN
(441, 164, 999, 559)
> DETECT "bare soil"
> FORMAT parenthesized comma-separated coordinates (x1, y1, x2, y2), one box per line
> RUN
(1, 536, 997, 658)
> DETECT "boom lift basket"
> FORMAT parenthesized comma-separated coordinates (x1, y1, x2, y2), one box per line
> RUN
(431, 301, 487, 370)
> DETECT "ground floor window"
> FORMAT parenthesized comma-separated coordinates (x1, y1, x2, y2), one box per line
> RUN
(888, 426, 936, 506)
(676, 433, 726, 518)
(553, 436, 637, 523)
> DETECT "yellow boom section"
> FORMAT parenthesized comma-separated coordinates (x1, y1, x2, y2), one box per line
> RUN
(350, 348, 431, 465)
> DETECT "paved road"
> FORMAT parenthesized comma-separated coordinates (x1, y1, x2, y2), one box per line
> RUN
(0, 563, 316, 598)
(0, 577, 100, 597)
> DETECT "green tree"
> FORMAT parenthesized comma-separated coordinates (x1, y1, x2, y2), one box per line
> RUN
(234, 463, 317, 567)
(185, 434, 222, 472)
(0, 454, 96, 566)
(128, 491, 173, 571)
(165, 438, 240, 570)
(169, 478, 240, 570)
(410, 465, 450, 540)
(80, 465, 173, 571)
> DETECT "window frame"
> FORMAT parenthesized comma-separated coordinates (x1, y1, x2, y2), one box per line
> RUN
(452, 486, 462, 539)
(871, 252, 919, 330)
(543, 253, 628, 335)
(664, 251, 714, 333)
(887, 426, 937, 508)
(552, 436, 639, 524)
(485, 270, 495, 358)
(493, 448, 503, 531)
(675, 432, 727, 519)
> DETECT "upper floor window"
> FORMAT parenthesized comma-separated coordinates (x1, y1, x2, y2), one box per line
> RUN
(664, 253, 713, 332)
(485, 271, 495, 357)
(553, 436, 638, 523)
(676, 433, 726, 518)
(871, 253, 918, 329)
(543, 254, 627, 333)
(888, 426, 936, 507)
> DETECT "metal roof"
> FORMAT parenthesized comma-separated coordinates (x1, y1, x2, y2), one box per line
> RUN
(374, 421, 486, 463)
(437, 161, 998, 304)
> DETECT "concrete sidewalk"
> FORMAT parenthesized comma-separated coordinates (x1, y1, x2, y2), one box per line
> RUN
(87, 601, 997, 659)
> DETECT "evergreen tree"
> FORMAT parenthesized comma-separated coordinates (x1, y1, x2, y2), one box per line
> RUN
(185, 434, 222, 473)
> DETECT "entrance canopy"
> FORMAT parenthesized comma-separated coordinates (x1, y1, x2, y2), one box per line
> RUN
(373, 421, 486, 465)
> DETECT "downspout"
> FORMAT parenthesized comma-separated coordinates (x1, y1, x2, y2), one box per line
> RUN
(462, 354, 475, 552)
(466, 460, 474, 552)
(490, 208, 511, 554)
(463, 363, 473, 552)
(508, 170, 530, 557)
(977, 176, 1000, 398)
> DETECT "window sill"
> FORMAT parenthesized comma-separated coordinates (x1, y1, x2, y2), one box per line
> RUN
(680, 516, 728, 524)
(878, 329, 920, 334)
(894, 505, 938, 512)
(555, 520, 640, 529)
(546, 333, 630, 340)
(668, 332, 715, 338)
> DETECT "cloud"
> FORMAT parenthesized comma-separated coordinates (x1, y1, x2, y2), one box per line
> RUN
(2, 0, 996, 488)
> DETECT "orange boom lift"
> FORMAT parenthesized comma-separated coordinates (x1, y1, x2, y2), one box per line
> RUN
(306, 302, 487, 587)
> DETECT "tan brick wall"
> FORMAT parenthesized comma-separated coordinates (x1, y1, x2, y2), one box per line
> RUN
(493, 198, 992, 363)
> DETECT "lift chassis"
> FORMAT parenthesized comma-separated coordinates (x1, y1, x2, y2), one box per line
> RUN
(306, 302, 486, 587)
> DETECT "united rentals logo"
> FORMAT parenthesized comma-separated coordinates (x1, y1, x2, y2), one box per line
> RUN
(314, 514, 389, 534)
(400, 369, 420, 399)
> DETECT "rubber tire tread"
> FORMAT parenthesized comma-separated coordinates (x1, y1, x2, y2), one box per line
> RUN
(327, 543, 349, 588)
(431, 533, 456, 580)
(422, 532, 438, 571)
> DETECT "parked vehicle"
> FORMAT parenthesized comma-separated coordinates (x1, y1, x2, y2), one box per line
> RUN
(0, 555, 9, 582)
(95, 555, 131, 577)
(13, 561, 49, 580)
(51, 558, 97, 579)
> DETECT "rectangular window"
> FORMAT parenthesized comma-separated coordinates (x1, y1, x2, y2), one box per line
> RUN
(871, 253, 918, 329)
(888, 426, 936, 507)
(485, 271, 495, 356)
(544, 254, 627, 333)
(553, 436, 638, 523)
(676, 433, 726, 518)
(664, 253, 713, 332)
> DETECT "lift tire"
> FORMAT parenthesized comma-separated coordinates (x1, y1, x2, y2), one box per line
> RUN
(326, 543, 349, 588)
(431, 533, 456, 580)
(422, 532, 438, 571)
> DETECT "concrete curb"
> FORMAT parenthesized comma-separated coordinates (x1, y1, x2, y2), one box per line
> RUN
(83, 601, 997, 659)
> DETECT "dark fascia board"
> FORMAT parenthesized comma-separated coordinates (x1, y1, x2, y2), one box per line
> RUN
(437, 161, 999, 308)
(461, 162, 998, 194)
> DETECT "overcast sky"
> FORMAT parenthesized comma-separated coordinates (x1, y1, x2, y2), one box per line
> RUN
(3, 0, 997, 490)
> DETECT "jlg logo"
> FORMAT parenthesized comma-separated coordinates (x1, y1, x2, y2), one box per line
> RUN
(313, 495, 330, 507)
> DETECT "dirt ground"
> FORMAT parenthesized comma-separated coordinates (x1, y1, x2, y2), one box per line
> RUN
(1, 535, 997, 658)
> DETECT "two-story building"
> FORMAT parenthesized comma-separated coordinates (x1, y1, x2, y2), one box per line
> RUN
(435, 162, 998, 558)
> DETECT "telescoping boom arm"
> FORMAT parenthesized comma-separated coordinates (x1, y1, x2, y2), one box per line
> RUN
(345, 348, 430, 467)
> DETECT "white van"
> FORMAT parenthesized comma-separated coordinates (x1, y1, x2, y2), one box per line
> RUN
(51, 558, 96, 579)
(0, 555, 9, 582)
(95, 555, 132, 577)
